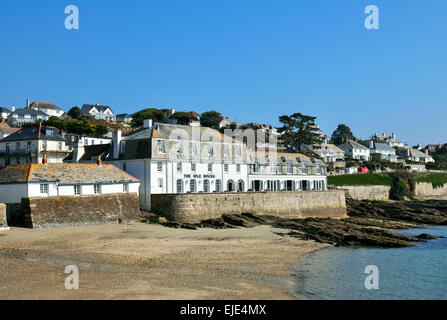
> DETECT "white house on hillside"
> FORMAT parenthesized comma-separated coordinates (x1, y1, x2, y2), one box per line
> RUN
(369, 141, 399, 162)
(339, 140, 370, 161)
(81, 104, 115, 121)
(30, 101, 65, 118)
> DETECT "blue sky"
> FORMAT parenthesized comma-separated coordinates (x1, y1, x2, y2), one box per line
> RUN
(0, 0, 446, 145)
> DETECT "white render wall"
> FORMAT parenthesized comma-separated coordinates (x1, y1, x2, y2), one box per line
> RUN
(0, 182, 139, 204)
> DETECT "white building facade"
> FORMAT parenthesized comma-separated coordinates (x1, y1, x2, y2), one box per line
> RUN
(0, 163, 140, 204)
(107, 121, 328, 211)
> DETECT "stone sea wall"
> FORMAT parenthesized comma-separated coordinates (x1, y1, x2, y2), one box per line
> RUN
(414, 182, 447, 198)
(151, 190, 347, 224)
(21, 193, 141, 228)
(339, 185, 391, 201)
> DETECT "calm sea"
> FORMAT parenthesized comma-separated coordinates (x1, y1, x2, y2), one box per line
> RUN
(292, 226, 447, 300)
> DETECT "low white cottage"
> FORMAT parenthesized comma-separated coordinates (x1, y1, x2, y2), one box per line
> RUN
(0, 163, 140, 204)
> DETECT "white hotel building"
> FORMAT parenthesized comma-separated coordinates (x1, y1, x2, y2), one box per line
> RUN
(108, 120, 327, 211)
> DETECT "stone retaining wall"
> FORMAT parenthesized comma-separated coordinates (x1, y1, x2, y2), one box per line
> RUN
(0, 204, 6, 226)
(151, 190, 347, 224)
(339, 185, 391, 201)
(414, 182, 447, 198)
(21, 193, 141, 228)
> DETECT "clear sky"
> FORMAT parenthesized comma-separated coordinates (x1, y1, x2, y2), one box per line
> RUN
(0, 0, 446, 145)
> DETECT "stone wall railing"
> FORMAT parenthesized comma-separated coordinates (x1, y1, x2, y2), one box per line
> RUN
(151, 190, 347, 224)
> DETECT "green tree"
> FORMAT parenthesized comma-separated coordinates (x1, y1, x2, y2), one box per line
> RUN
(131, 108, 169, 127)
(200, 110, 222, 128)
(331, 124, 354, 145)
(168, 112, 198, 125)
(278, 113, 324, 152)
(67, 106, 82, 119)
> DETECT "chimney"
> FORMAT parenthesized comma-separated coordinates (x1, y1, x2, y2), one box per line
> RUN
(369, 140, 374, 149)
(170, 108, 176, 115)
(97, 155, 103, 166)
(26, 98, 30, 108)
(73, 140, 85, 162)
(42, 153, 48, 164)
(143, 119, 153, 129)
(11, 105, 15, 112)
(392, 132, 396, 139)
(113, 129, 122, 160)
(426, 149, 429, 155)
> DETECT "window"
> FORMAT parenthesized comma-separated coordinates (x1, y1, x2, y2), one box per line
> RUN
(158, 178, 163, 189)
(235, 145, 242, 157)
(208, 144, 214, 156)
(157, 162, 163, 172)
(177, 162, 182, 173)
(208, 163, 212, 172)
(224, 144, 230, 157)
(190, 179, 196, 192)
(94, 184, 101, 194)
(236, 164, 241, 173)
(58, 142, 62, 150)
(16, 142, 21, 150)
(216, 179, 222, 192)
(157, 140, 165, 153)
(16, 157, 20, 165)
(42, 141, 47, 151)
(224, 164, 229, 173)
(5, 143, 10, 155)
(85, 139, 89, 146)
(74, 185, 81, 195)
(191, 163, 196, 172)
(176, 140, 183, 156)
(204, 179, 210, 193)
(190, 142, 197, 157)
(176, 180, 183, 193)
(40, 184, 49, 194)
(123, 183, 129, 193)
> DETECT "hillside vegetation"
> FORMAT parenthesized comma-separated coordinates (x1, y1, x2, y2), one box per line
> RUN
(328, 173, 393, 187)
(415, 172, 447, 188)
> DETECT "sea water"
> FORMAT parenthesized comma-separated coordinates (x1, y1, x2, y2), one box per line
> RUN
(292, 226, 447, 300)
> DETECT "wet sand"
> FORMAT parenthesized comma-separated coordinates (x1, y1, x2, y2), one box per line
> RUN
(0, 223, 328, 299)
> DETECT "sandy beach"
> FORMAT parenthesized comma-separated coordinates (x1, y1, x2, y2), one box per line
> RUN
(0, 223, 328, 300)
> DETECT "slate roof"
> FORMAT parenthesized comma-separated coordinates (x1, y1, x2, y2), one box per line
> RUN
(81, 104, 114, 115)
(0, 126, 66, 142)
(0, 107, 11, 113)
(0, 163, 140, 185)
(373, 143, 396, 152)
(8, 108, 49, 117)
(30, 101, 63, 111)
(339, 140, 369, 150)
(0, 127, 20, 136)
(64, 144, 112, 162)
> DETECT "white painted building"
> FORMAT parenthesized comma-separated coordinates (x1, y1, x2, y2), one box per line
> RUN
(29, 101, 65, 118)
(0, 107, 11, 119)
(0, 125, 70, 168)
(0, 163, 140, 204)
(339, 140, 370, 161)
(81, 104, 116, 121)
(107, 121, 249, 210)
(7, 108, 49, 126)
(106, 120, 328, 211)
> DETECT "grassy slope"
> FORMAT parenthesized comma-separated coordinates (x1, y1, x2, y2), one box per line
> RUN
(415, 173, 447, 188)
(328, 173, 393, 187)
